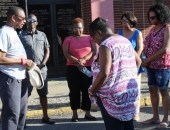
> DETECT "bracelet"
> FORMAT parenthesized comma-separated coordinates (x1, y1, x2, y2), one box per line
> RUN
(88, 91, 95, 96)
(21, 58, 26, 65)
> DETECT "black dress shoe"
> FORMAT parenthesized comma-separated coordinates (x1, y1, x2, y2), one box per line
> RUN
(84, 115, 96, 121)
(42, 117, 55, 124)
(71, 117, 79, 122)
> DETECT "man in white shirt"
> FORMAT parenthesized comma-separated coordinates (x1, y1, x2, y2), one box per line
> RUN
(0, 6, 34, 130)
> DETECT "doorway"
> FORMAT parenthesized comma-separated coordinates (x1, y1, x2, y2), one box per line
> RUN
(27, 0, 80, 78)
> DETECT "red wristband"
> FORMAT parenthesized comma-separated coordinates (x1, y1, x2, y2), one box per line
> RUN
(21, 58, 26, 65)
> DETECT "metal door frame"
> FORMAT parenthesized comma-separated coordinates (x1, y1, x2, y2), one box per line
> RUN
(27, 0, 80, 78)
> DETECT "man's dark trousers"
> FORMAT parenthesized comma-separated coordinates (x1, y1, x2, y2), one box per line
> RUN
(0, 72, 28, 130)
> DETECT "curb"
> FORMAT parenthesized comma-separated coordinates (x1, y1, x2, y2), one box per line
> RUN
(26, 95, 156, 118)
(26, 107, 82, 118)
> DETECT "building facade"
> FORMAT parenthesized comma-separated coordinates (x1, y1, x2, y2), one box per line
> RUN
(0, 0, 169, 78)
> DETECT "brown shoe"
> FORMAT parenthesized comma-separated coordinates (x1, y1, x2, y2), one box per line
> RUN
(42, 117, 55, 124)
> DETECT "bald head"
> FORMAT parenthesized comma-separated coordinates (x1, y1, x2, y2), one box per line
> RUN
(5, 6, 26, 29)
(28, 14, 37, 21)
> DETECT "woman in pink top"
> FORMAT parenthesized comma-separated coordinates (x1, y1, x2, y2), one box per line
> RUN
(142, 3, 170, 129)
(89, 17, 141, 130)
(63, 18, 96, 122)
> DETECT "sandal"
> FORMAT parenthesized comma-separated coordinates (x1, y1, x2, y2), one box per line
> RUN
(142, 118, 160, 124)
(155, 122, 169, 129)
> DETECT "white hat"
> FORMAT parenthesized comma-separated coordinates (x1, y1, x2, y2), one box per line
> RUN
(28, 64, 44, 89)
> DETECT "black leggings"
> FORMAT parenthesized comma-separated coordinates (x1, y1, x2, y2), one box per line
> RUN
(66, 65, 92, 110)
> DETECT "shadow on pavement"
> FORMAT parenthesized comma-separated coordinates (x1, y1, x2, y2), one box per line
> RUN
(140, 106, 166, 115)
(135, 106, 170, 130)
(24, 118, 105, 130)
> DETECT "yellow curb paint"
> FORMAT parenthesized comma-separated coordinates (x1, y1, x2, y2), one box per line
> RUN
(143, 95, 162, 106)
(140, 98, 145, 107)
(26, 96, 155, 118)
(26, 111, 36, 118)
(145, 97, 151, 106)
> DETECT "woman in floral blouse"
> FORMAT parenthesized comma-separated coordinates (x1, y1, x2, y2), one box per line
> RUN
(142, 3, 170, 129)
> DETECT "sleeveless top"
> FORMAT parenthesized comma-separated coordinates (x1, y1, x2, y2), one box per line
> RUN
(118, 29, 140, 51)
(144, 25, 170, 69)
(89, 35, 138, 121)
(118, 29, 145, 73)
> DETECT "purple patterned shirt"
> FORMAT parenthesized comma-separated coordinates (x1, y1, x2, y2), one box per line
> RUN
(89, 36, 138, 121)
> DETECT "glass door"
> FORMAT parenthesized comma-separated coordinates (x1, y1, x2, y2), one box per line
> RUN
(28, 4, 56, 78)
(55, 4, 78, 77)
(27, 1, 80, 78)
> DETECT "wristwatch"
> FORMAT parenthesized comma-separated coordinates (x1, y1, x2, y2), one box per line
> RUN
(41, 63, 45, 68)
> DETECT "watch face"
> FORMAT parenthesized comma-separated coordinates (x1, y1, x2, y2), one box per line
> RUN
(42, 64, 45, 67)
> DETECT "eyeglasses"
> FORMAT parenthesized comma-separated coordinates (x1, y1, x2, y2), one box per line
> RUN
(121, 19, 129, 24)
(91, 32, 97, 40)
(149, 16, 156, 21)
(73, 27, 83, 31)
(27, 18, 37, 23)
(15, 15, 26, 21)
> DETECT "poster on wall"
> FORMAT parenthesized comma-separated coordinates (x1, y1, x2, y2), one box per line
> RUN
(56, 4, 78, 42)
(0, 0, 25, 28)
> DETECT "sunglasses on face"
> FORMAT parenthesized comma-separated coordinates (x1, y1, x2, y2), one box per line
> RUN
(15, 15, 26, 21)
(27, 18, 37, 23)
(149, 16, 156, 21)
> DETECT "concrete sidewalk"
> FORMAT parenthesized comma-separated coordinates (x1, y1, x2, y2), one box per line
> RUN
(25, 74, 155, 118)
(0, 74, 155, 118)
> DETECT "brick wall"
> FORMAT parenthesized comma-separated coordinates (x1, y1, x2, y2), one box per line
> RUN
(80, 0, 91, 34)
(113, 0, 170, 39)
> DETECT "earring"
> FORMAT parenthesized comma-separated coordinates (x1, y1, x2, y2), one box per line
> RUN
(99, 35, 102, 39)
(131, 25, 133, 27)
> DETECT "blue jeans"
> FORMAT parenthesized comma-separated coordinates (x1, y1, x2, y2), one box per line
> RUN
(147, 68, 170, 89)
(97, 97, 134, 130)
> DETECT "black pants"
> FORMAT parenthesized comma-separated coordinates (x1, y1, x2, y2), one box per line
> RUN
(66, 65, 92, 110)
(97, 97, 134, 130)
